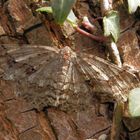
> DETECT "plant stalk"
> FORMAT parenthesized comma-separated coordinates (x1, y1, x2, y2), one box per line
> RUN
(110, 102, 124, 140)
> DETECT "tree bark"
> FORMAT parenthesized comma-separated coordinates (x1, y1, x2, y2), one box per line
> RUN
(0, 0, 140, 140)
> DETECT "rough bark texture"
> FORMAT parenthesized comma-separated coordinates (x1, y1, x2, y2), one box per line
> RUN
(0, 0, 140, 140)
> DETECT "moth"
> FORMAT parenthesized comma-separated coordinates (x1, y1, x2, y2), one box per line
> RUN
(0, 44, 139, 111)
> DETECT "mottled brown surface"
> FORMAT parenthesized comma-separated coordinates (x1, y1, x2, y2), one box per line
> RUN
(0, 0, 140, 140)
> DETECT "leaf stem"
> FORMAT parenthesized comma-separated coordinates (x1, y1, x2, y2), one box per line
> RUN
(92, 17, 103, 22)
(82, 16, 97, 32)
(75, 26, 107, 42)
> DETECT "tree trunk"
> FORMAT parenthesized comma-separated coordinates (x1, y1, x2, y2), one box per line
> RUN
(0, 0, 140, 140)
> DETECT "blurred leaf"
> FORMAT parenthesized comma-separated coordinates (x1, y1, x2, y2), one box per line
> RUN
(51, 0, 76, 24)
(36, 6, 77, 26)
(36, 6, 53, 13)
(67, 10, 77, 26)
(103, 10, 120, 42)
(129, 88, 140, 117)
(128, 0, 140, 13)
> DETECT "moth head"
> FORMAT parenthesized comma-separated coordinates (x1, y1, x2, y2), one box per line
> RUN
(60, 46, 77, 60)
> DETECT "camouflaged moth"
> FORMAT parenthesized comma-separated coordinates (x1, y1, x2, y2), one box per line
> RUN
(0, 44, 139, 111)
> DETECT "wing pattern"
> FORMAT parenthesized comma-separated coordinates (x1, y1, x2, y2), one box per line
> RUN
(0, 44, 139, 111)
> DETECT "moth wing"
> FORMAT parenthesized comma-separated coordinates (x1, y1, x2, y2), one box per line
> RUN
(0, 44, 59, 81)
(77, 53, 140, 101)
(0, 45, 92, 110)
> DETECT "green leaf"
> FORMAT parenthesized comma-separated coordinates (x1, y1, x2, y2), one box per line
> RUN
(128, 0, 140, 13)
(67, 10, 77, 26)
(129, 88, 140, 117)
(36, 6, 53, 13)
(51, 0, 76, 24)
(103, 10, 120, 42)
(36, 6, 77, 26)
